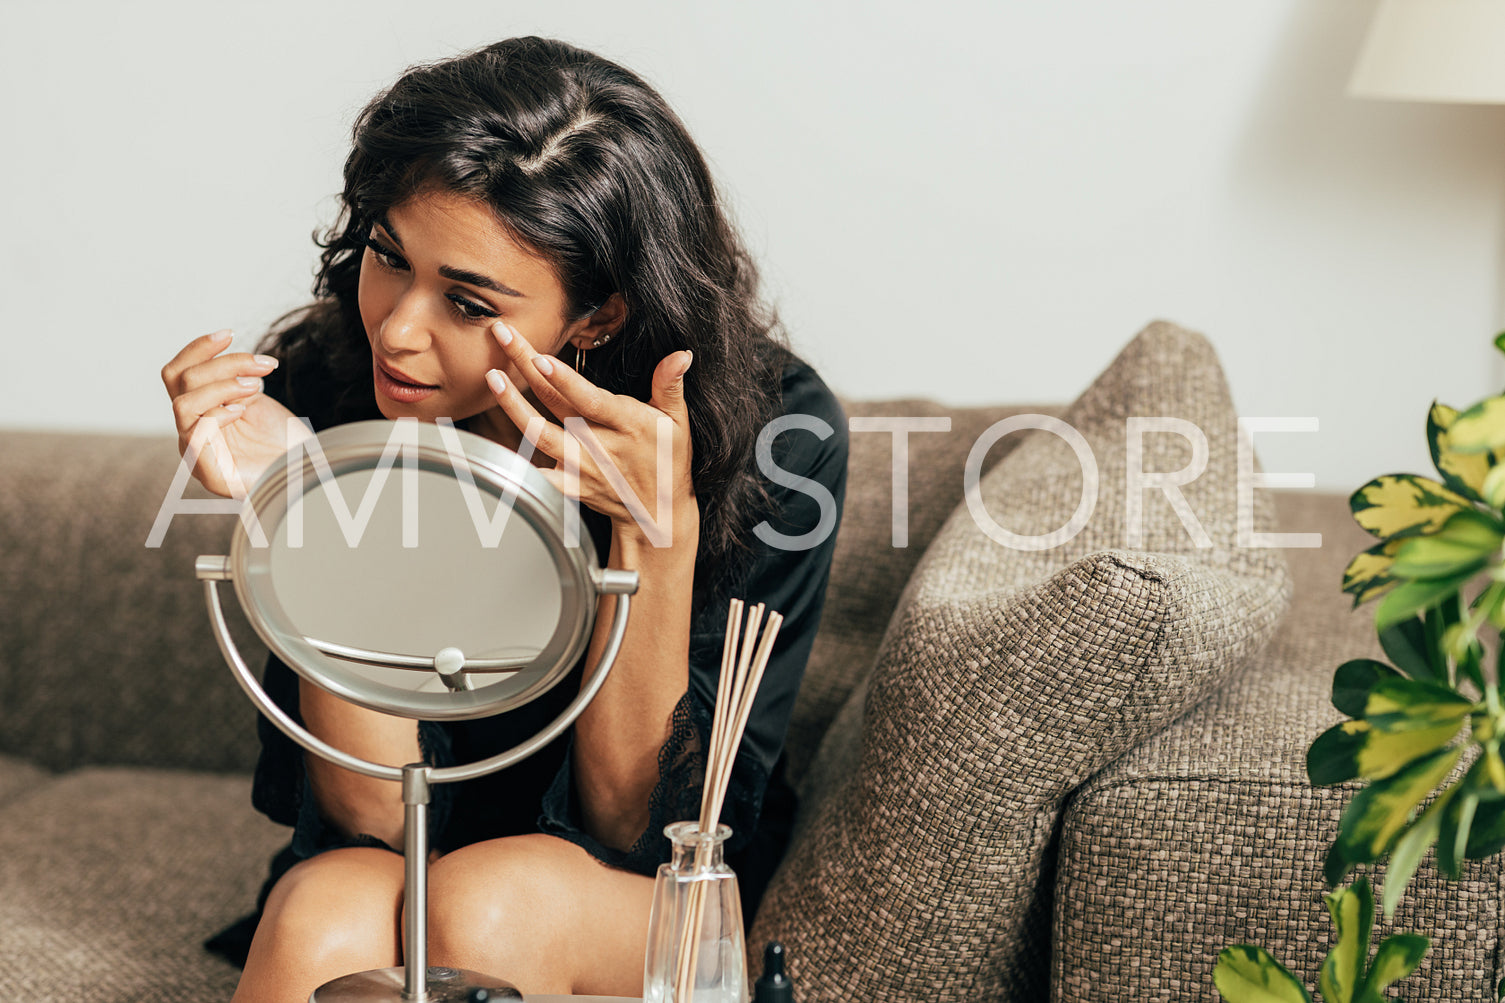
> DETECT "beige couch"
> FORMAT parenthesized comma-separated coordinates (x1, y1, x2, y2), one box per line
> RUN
(1, 322, 1498, 1001)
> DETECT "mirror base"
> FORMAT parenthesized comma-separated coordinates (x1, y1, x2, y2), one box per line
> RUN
(312, 965, 521, 1001)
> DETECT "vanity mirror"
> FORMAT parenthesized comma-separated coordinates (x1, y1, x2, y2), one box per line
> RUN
(195, 419, 638, 1001)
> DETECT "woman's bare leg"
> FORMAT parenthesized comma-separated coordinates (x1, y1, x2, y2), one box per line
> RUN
(232, 846, 406, 1003)
(426, 833, 656, 996)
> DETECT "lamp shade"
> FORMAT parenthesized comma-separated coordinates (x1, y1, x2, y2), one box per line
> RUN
(1350, 0, 1505, 104)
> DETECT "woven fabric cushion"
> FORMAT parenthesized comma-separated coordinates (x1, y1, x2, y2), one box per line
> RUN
(784, 400, 1063, 789)
(753, 321, 1292, 1001)
(0, 431, 266, 773)
(1051, 491, 1505, 1001)
(0, 767, 286, 1001)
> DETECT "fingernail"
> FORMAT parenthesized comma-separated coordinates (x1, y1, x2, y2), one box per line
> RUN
(493, 322, 513, 346)
(211, 329, 233, 341)
(237, 376, 262, 389)
(486, 369, 506, 393)
(224, 402, 245, 414)
(682, 350, 694, 373)
(534, 356, 555, 377)
(253, 354, 279, 369)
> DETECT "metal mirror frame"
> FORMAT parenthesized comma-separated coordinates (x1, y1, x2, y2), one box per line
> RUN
(231, 419, 604, 721)
(195, 420, 638, 1001)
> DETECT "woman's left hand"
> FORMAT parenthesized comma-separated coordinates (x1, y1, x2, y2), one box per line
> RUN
(484, 320, 697, 548)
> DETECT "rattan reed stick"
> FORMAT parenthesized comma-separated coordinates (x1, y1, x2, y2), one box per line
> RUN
(673, 599, 782, 1000)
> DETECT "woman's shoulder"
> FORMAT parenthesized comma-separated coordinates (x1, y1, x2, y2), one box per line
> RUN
(775, 356, 846, 438)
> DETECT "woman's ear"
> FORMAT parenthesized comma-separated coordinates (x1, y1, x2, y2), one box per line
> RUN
(565, 292, 627, 351)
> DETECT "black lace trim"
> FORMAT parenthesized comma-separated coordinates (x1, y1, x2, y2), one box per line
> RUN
(537, 687, 771, 876)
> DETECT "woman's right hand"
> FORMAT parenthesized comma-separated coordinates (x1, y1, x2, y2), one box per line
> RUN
(161, 329, 300, 498)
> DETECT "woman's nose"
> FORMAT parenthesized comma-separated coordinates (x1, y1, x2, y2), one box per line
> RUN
(377, 289, 434, 354)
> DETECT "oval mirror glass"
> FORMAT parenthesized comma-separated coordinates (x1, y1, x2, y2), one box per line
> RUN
(230, 421, 600, 720)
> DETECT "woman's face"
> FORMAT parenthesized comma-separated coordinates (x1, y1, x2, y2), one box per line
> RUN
(357, 189, 593, 446)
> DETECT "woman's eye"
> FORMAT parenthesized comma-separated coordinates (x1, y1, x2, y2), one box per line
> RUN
(364, 237, 407, 271)
(447, 294, 498, 321)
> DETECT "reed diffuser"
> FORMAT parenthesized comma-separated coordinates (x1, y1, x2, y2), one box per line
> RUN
(643, 599, 783, 1003)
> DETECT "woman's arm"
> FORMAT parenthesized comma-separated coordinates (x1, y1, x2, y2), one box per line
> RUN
(571, 504, 700, 850)
(297, 682, 420, 849)
(483, 320, 701, 852)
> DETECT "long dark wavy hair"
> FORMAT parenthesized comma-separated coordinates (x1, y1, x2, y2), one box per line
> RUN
(262, 36, 792, 593)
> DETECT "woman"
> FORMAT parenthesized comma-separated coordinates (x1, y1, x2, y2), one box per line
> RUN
(160, 36, 846, 1001)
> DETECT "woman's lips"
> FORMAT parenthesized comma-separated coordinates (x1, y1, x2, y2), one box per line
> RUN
(373, 358, 440, 403)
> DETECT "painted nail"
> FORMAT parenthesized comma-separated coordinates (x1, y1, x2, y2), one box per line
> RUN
(534, 356, 555, 377)
(493, 322, 513, 346)
(211, 329, 233, 342)
(224, 402, 245, 414)
(253, 354, 279, 369)
(486, 369, 506, 393)
(236, 376, 262, 389)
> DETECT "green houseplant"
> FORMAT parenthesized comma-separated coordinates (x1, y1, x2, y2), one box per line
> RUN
(1214, 334, 1505, 1002)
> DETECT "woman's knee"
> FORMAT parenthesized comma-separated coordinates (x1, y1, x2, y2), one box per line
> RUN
(257, 847, 405, 966)
(426, 835, 578, 955)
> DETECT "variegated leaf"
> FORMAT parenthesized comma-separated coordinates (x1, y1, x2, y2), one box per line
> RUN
(1332, 659, 1401, 719)
(1448, 396, 1505, 455)
(1381, 786, 1453, 918)
(1343, 539, 1403, 607)
(1356, 934, 1428, 1003)
(1320, 879, 1372, 1003)
(1350, 474, 1474, 542)
(1374, 569, 1479, 633)
(1437, 783, 1478, 879)
(1389, 510, 1502, 581)
(1307, 718, 1463, 786)
(1335, 747, 1463, 867)
(1213, 945, 1312, 1003)
(1485, 463, 1505, 510)
(1363, 677, 1476, 733)
(1428, 402, 1495, 503)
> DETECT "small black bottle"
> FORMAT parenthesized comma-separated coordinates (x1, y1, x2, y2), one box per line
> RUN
(753, 940, 794, 1003)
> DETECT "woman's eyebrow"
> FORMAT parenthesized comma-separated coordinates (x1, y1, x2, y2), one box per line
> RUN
(375, 214, 526, 298)
(439, 264, 525, 298)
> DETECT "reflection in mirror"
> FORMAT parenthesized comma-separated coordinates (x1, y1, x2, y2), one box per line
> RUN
(268, 465, 563, 694)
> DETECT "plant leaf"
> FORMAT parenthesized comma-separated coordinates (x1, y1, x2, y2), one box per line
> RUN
(1484, 463, 1505, 510)
(1325, 839, 1350, 887)
(1363, 677, 1476, 732)
(1307, 719, 1464, 786)
(1467, 793, 1505, 858)
(1389, 510, 1501, 581)
(1333, 659, 1402, 718)
(1320, 878, 1372, 1003)
(1374, 570, 1480, 633)
(1381, 787, 1454, 918)
(1437, 785, 1478, 879)
(1448, 396, 1505, 455)
(1355, 934, 1429, 1003)
(1335, 747, 1463, 867)
(1213, 945, 1313, 1003)
(1429, 401, 1494, 502)
(1379, 618, 1439, 681)
(1343, 539, 1404, 606)
(1350, 474, 1474, 541)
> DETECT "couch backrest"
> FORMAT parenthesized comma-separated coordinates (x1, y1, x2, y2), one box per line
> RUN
(0, 407, 1062, 777)
(0, 430, 267, 773)
(783, 399, 1063, 787)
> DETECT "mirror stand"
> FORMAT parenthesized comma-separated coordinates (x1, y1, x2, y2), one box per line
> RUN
(312, 765, 516, 1003)
(199, 558, 638, 1002)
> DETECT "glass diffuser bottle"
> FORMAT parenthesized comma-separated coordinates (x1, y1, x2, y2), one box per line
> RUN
(643, 822, 748, 1003)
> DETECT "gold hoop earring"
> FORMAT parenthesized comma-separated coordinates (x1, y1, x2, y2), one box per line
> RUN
(575, 344, 584, 372)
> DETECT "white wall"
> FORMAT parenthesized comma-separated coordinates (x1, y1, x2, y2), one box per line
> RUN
(4, 0, 1504, 492)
